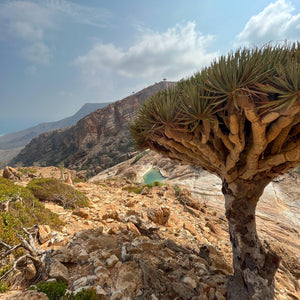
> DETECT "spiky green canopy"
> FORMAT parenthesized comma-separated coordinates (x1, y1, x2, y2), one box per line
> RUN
(130, 43, 300, 183)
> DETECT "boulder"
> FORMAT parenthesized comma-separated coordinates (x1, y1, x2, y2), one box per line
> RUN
(49, 260, 69, 283)
(2, 166, 20, 180)
(177, 189, 201, 210)
(72, 208, 90, 219)
(147, 207, 170, 225)
(38, 225, 52, 244)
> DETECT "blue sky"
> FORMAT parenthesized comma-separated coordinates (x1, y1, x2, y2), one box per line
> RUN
(0, 0, 299, 134)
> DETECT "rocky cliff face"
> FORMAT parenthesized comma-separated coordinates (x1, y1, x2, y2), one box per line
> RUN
(11, 82, 175, 175)
(0, 103, 110, 150)
(0, 103, 110, 168)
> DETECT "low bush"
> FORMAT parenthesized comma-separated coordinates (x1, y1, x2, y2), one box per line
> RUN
(0, 282, 9, 293)
(17, 168, 37, 175)
(122, 181, 165, 194)
(0, 178, 64, 245)
(31, 280, 103, 299)
(27, 178, 89, 209)
(30, 280, 67, 300)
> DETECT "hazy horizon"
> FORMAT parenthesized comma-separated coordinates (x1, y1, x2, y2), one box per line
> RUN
(1, 0, 299, 134)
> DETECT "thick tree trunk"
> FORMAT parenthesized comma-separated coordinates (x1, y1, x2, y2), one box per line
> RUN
(222, 179, 281, 300)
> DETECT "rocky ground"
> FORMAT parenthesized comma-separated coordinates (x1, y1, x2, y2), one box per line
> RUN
(0, 166, 299, 299)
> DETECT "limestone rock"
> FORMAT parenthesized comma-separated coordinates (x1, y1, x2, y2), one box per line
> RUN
(2, 166, 20, 180)
(8, 290, 49, 300)
(147, 207, 170, 225)
(49, 260, 69, 283)
(115, 261, 143, 296)
(24, 262, 37, 280)
(72, 208, 90, 219)
(178, 189, 201, 210)
(38, 225, 52, 244)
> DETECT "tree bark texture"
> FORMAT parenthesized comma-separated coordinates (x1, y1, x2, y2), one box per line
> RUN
(223, 179, 281, 300)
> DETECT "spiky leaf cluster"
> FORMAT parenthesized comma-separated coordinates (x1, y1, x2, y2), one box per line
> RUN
(130, 43, 300, 183)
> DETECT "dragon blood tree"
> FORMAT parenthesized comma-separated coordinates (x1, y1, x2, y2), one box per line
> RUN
(130, 44, 300, 300)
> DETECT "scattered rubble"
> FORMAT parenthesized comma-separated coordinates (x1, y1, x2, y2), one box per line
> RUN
(0, 170, 299, 299)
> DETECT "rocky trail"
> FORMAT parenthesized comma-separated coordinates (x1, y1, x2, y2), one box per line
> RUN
(0, 165, 299, 300)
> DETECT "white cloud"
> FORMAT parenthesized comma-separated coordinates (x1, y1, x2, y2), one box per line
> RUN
(0, 1, 55, 64)
(45, 0, 112, 28)
(75, 22, 218, 87)
(237, 0, 300, 46)
(0, 0, 111, 65)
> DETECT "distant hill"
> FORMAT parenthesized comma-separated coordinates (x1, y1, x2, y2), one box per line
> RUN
(11, 81, 176, 175)
(0, 103, 110, 150)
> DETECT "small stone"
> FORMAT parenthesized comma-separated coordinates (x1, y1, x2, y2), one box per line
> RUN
(38, 225, 52, 244)
(49, 260, 69, 283)
(215, 290, 226, 300)
(10, 290, 49, 300)
(111, 290, 123, 300)
(72, 208, 90, 219)
(101, 251, 111, 259)
(25, 262, 37, 280)
(182, 276, 197, 289)
(147, 207, 170, 225)
(96, 285, 107, 296)
(102, 210, 120, 221)
(78, 250, 89, 265)
(73, 277, 88, 289)
(208, 287, 216, 300)
(106, 255, 119, 268)
(183, 223, 199, 237)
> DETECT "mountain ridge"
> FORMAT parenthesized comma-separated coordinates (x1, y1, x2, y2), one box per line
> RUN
(0, 102, 110, 150)
(11, 81, 176, 175)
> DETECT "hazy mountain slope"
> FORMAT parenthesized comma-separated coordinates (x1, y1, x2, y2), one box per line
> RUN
(0, 103, 110, 150)
(11, 81, 176, 175)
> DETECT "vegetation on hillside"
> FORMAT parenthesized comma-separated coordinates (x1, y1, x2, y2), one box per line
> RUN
(27, 178, 89, 209)
(0, 177, 64, 245)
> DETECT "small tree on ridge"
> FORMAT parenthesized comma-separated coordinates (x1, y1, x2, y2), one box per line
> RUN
(130, 44, 300, 300)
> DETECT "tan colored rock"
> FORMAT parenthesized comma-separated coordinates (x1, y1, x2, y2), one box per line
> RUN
(102, 210, 120, 221)
(24, 262, 37, 280)
(38, 225, 52, 244)
(72, 208, 90, 219)
(182, 275, 197, 289)
(126, 222, 141, 236)
(147, 207, 170, 225)
(2, 166, 20, 180)
(183, 222, 199, 237)
(49, 260, 69, 283)
(105, 255, 119, 268)
(8, 290, 49, 300)
(115, 261, 143, 296)
(177, 189, 201, 210)
(205, 220, 219, 234)
(64, 172, 73, 185)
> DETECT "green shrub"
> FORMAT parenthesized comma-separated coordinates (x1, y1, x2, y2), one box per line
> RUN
(172, 184, 182, 195)
(31, 281, 103, 300)
(17, 168, 37, 175)
(122, 186, 144, 194)
(27, 178, 89, 209)
(122, 181, 165, 194)
(31, 280, 67, 300)
(0, 178, 64, 245)
(0, 282, 9, 293)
